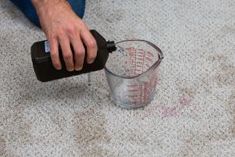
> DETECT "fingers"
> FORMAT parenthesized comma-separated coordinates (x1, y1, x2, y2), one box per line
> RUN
(58, 35, 74, 72)
(37, 1, 98, 72)
(49, 26, 97, 72)
(70, 37, 85, 71)
(81, 29, 97, 64)
(48, 37, 62, 70)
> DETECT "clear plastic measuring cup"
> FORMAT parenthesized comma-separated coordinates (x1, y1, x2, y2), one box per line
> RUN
(104, 40, 164, 109)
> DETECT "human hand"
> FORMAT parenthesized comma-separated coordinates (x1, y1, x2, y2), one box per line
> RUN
(32, 0, 97, 71)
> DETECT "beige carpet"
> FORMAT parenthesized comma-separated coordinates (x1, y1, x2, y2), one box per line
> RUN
(0, 0, 235, 156)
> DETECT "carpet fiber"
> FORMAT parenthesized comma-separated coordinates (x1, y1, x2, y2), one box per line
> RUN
(0, 0, 235, 156)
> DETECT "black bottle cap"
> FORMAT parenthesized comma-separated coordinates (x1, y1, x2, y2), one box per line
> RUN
(106, 41, 117, 53)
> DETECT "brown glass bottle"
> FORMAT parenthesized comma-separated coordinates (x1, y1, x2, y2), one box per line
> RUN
(31, 30, 116, 82)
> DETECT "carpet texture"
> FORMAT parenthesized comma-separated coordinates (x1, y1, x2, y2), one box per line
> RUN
(0, 0, 235, 156)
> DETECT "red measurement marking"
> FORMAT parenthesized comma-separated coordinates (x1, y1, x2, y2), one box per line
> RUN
(128, 89, 140, 92)
(128, 94, 141, 98)
(124, 47, 160, 104)
(137, 54, 144, 58)
(129, 85, 142, 91)
(128, 88, 139, 94)
(136, 62, 143, 65)
(142, 49, 146, 75)
(126, 47, 136, 55)
(127, 82, 153, 104)
(129, 97, 143, 104)
(138, 49, 145, 52)
(137, 52, 144, 56)
(131, 60, 135, 64)
(147, 51, 154, 57)
(145, 57, 153, 63)
(129, 99, 141, 104)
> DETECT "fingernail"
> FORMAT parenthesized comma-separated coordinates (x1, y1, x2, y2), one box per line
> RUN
(57, 66, 62, 70)
(54, 65, 62, 70)
(75, 66, 83, 71)
(55, 67, 61, 70)
(88, 59, 95, 64)
(67, 68, 74, 72)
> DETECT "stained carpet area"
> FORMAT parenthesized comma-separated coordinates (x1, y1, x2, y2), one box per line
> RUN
(0, 0, 235, 156)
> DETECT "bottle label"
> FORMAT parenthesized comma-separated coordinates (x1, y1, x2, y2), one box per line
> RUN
(44, 41, 50, 53)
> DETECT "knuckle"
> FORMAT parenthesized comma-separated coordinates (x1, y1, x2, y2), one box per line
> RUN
(50, 52, 57, 58)
(66, 26, 76, 35)
(63, 53, 72, 60)
(75, 48, 85, 56)
(50, 50, 57, 58)
(56, 28, 66, 37)
(88, 52, 97, 60)
(87, 40, 97, 49)
(48, 33, 56, 40)
(50, 53, 55, 59)
(78, 22, 85, 28)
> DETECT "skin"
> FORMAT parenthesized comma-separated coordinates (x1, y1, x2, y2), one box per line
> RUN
(32, 0, 97, 71)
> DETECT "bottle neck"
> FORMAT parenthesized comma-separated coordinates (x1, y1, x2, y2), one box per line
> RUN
(106, 41, 116, 53)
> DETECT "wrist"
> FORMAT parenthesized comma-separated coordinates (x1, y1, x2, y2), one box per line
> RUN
(32, 0, 67, 13)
